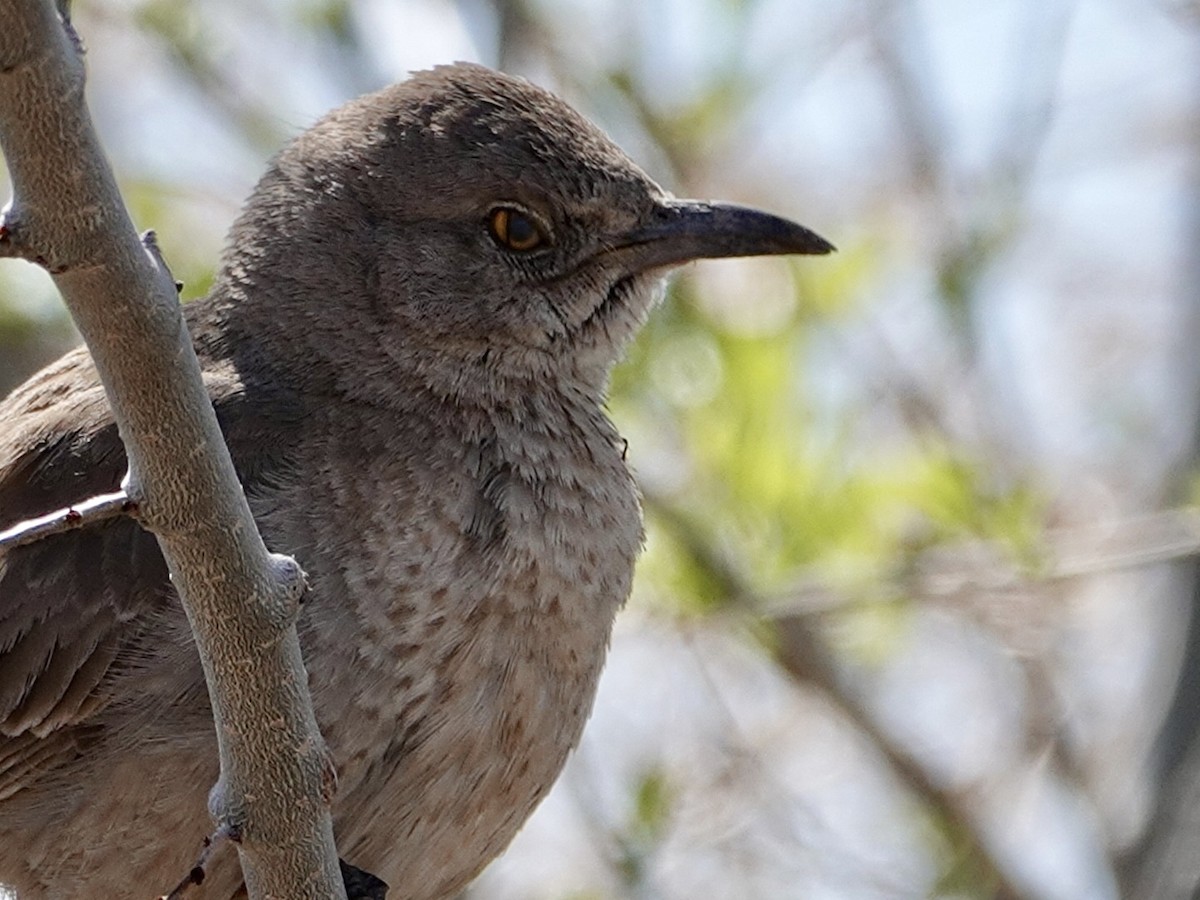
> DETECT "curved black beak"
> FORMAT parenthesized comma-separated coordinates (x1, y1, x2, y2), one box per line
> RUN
(617, 198, 834, 274)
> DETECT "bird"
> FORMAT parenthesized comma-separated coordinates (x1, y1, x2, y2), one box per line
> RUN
(0, 62, 832, 899)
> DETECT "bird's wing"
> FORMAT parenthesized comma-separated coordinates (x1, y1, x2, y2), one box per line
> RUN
(0, 337, 303, 788)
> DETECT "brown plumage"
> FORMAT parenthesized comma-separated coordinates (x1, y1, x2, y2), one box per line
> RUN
(0, 63, 831, 898)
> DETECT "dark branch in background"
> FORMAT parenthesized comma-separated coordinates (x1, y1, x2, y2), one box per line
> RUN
(645, 493, 1200, 898)
(866, 0, 946, 198)
(1126, 731, 1200, 900)
(652, 498, 1200, 895)
(1119, 19, 1200, 896)
(0, 3, 345, 898)
(772, 618, 1030, 900)
(643, 490, 1035, 900)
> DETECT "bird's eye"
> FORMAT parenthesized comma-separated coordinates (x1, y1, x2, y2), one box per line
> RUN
(488, 206, 547, 252)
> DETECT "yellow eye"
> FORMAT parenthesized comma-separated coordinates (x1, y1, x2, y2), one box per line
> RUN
(488, 206, 546, 252)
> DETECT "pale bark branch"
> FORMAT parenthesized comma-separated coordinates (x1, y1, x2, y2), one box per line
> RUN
(0, 3, 345, 898)
(0, 488, 133, 551)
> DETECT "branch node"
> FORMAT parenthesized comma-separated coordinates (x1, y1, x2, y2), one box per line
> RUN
(141, 228, 181, 296)
(56, 1, 85, 59)
(120, 467, 147, 507)
(0, 214, 35, 263)
(0, 213, 63, 271)
(269, 552, 310, 615)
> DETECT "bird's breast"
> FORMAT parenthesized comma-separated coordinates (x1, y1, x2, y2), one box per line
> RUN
(289, 401, 642, 895)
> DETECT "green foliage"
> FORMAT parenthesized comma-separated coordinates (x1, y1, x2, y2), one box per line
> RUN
(1185, 472, 1200, 509)
(918, 802, 1010, 900)
(133, 0, 206, 71)
(0, 265, 77, 396)
(632, 767, 673, 840)
(613, 767, 676, 891)
(121, 179, 218, 302)
(612, 238, 1045, 629)
(296, 0, 354, 43)
(121, 180, 218, 303)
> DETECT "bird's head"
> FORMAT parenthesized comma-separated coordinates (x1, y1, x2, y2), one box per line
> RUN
(218, 63, 832, 403)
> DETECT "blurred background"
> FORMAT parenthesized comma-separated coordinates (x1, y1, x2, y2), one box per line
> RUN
(1, 1, 1196, 897)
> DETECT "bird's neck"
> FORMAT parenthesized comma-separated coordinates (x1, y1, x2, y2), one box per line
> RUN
(191, 281, 614, 439)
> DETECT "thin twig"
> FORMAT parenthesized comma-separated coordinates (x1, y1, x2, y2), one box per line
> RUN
(0, 489, 135, 552)
(739, 506, 1200, 621)
(161, 827, 236, 900)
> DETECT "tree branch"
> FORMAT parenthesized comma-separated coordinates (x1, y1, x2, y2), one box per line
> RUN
(0, 4, 345, 898)
(0, 488, 134, 552)
(772, 615, 1032, 900)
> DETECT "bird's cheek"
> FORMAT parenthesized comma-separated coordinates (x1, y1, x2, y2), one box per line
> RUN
(490, 291, 568, 347)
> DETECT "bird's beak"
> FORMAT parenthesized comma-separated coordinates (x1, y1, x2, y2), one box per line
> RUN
(615, 198, 834, 274)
